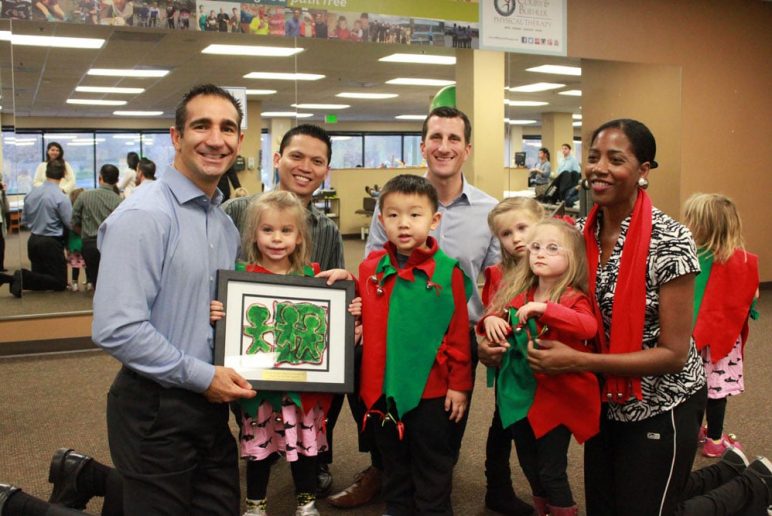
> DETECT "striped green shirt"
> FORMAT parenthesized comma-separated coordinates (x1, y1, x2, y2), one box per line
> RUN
(71, 184, 122, 238)
(222, 192, 344, 271)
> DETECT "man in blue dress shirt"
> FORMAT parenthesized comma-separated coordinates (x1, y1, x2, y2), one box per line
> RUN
(92, 84, 255, 515)
(2, 159, 71, 297)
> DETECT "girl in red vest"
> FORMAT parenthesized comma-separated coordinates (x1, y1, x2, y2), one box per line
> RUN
(480, 197, 545, 515)
(684, 193, 759, 458)
(210, 191, 352, 516)
(480, 219, 599, 516)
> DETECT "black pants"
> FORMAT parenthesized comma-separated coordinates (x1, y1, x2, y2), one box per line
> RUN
(81, 237, 100, 286)
(584, 386, 707, 516)
(345, 344, 383, 468)
(449, 328, 478, 458)
(485, 394, 515, 497)
(705, 397, 728, 440)
(373, 397, 457, 516)
(106, 368, 240, 516)
(21, 234, 67, 291)
(510, 420, 574, 507)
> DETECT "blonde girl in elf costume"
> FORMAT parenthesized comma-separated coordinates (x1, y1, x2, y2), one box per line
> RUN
(210, 191, 353, 516)
(356, 174, 474, 515)
(683, 193, 759, 458)
(481, 197, 545, 515)
(479, 218, 598, 516)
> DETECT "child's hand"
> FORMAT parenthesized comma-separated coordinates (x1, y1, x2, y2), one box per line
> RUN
(316, 268, 354, 285)
(210, 300, 225, 324)
(444, 389, 468, 422)
(516, 302, 547, 324)
(484, 316, 511, 344)
(348, 296, 362, 317)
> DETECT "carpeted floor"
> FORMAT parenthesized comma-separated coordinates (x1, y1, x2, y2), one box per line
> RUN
(0, 238, 769, 515)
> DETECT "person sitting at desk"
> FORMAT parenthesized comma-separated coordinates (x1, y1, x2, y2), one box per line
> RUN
(528, 147, 552, 186)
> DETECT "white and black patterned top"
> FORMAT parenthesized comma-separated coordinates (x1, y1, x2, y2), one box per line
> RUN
(578, 208, 705, 422)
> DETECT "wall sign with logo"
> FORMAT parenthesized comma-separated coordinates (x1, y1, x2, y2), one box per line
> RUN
(479, 0, 566, 56)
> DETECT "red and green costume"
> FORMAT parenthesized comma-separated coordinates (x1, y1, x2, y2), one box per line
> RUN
(478, 288, 600, 443)
(237, 262, 333, 418)
(359, 237, 474, 420)
(693, 249, 759, 362)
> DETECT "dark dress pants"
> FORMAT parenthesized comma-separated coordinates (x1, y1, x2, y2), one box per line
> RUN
(106, 367, 240, 516)
(21, 234, 67, 291)
(81, 237, 100, 286)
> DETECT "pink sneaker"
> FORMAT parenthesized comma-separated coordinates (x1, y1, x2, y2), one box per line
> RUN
(703, 435, 744, 458)
(698, 424, 707, 444)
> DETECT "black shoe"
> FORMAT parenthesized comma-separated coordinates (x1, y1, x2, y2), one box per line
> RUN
(0, 484, 21, 513)
(48, 448, 94, 510)
(0, 273, 12, 285)
(746, 457, 772, 496)
(9, 271, 21, 298)
(485, 490, 535, 516)
(316, 463, 333, 498)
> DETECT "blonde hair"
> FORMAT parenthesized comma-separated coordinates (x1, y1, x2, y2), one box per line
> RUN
(241, 190, 310, 274)
(488, 218, 587, 314)
(683, 193, 744, 263)
(232, 187, 249, 199)
(487, 197, 545, 273)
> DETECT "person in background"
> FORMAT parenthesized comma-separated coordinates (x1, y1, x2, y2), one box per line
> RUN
(66, 188, 86, 292)
(117, 151, 140, 198)
(528, 147, 552, 187)
(217, 163, 242, 202)
(2, 159, 71, 297)
(33, 142, 76, 194)
(556, 143, 580, 176)
(134, 157, 156, 187)
(71, 164, 121, 289)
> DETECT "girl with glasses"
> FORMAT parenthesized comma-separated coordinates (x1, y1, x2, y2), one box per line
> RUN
(478, 218, 599, 516)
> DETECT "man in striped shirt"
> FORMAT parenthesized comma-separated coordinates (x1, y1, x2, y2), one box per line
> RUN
(71, 164, 122, 288)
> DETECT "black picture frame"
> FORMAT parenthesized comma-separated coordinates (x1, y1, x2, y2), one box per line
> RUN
(214, 269, 355, 394)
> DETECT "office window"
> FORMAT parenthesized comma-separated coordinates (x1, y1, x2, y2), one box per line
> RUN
(522, 138, 543, 169)
(364, 135, 402, 168)
(330, 135, 363, 169)
(403, 135, 423, 166)
(261, 131, 274, 190)
(139, 133, 174, 176)
(56, 133, 98, 189)
(97, 133, 141, 184)
(2, 131, 42, 194)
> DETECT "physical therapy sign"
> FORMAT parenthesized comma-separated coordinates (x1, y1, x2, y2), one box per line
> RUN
(479, 0, 566, 56)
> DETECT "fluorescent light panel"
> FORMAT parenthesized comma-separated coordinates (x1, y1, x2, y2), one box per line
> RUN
(379, 53, 456, 65)
(291, 103, 350, 110)
(573, 114, 582, 120)
(0, 31, 11, 41)
(261, 111, 314, 118)
(12, 34, 104, 49)
(88, 68, 169, 78)
(67, 99, 127, 106)
(395, 115, 427, 120)
(504, 100, 549, 107)
(559, 90, 582, 96)
(246, 89, 277, 95)
(386, 78, 455, 87)
(336, 92, 398, 100)
(526, 64, 582, 76)
(244, 72, 324, 81)
(112, 134, 141, 139)
(572, 121, 582, 127)
(76, 86, 145, 94)
(506, 119, 537, 125)
(114, 111, 164, 116)
(507, 82, 565, 93)
(202, 44, 303, 57)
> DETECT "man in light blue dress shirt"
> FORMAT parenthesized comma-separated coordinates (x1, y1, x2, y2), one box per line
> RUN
(93, 84, 255, 515)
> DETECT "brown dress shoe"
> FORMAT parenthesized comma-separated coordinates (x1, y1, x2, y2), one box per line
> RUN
(326, 465, 382, 508)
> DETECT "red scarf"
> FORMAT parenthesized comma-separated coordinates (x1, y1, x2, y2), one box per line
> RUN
(583, 188, 652, 404)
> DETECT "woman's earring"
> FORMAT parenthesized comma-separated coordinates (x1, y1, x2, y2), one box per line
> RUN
(638, 177, 649, 189)
(580, 178, 590, 190)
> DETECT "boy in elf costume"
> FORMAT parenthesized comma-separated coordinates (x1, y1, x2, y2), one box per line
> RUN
(356, 174, 474, 516)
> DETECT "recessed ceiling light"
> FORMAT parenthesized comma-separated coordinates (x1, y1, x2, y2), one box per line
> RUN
(291, 103, 350, 110)
(331, 136, 352, 141)
(336, 92, 398, 100)
(261, 111, 314, 118)
(386, 78, 455, 87)
(88, 68, 170, 78)
(202, 44, 303, 57)
(379, 53, 456, 65)
(114, 111, 164, 116)
(44, 134, 77, 140)
(245, 72, 324, 81)
(572, 121, 582, 127)
(395, 115, 427, 120)
(559, 90, 582, 96)
(506, 119, 538, 125)
(66, 99, 127, 106)
(11, 34, 105, 49)
(246, 89, 277, 95)
(573, 114, 582, 120)
(507, 82, 565, 93)
(504, 100, 549, 106)
(526, 65, 582, 76)
(0, 31, 11, 41)
(76, 86, 145, 94)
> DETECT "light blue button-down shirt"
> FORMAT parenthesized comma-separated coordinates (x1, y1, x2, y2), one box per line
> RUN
(365, 175, 500, 323)
(93, 166, 240, 392)
(22, 181, 72, 236)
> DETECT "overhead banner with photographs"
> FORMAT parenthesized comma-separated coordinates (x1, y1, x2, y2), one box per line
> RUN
(479, 0, 566, 56)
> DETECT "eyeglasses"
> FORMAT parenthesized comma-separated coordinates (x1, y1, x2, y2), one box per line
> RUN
(528, 241, 564, 256)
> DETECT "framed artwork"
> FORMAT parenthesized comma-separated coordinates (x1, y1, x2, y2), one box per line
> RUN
(214, 270, 355, 393)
